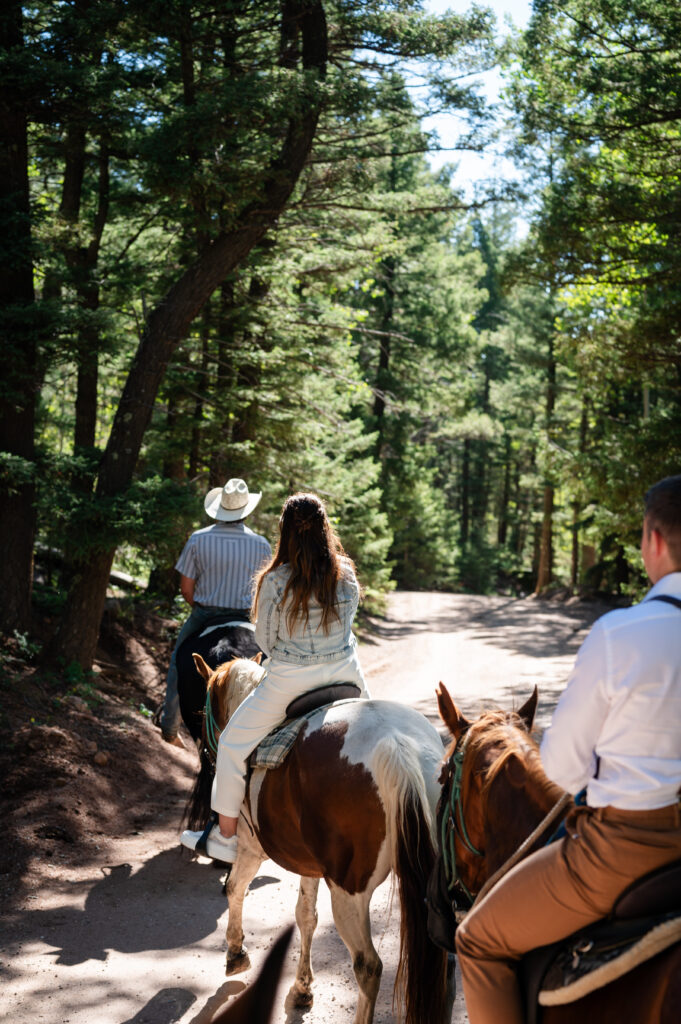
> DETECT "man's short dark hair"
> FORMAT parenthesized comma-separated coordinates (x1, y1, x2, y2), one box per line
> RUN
(644, 474, 681, 566)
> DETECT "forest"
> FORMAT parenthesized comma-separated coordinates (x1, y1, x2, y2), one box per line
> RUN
(2, 0, 680, 672)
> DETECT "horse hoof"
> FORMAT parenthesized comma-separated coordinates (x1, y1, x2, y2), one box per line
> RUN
(292, 990, 314, 1009)
(225, 949, 250, 975)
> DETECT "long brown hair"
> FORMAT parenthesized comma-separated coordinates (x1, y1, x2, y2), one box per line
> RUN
(252, 493, 357, 633)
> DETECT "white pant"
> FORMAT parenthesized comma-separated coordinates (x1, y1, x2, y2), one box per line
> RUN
(211, 649, 370, 818)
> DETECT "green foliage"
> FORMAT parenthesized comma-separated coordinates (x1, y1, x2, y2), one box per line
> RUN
(36, 462, 198, 566)
(11, 630, 41, 662)
(10, 0, 680, 659)
(65, 671, 103, 706)
(492, 0, 681, 589)
(0, 453, 36, 494)
(17, 0, 496, 623)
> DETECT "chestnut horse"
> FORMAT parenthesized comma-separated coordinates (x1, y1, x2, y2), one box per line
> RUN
(435, 682, 681, 1024)
(188, 655, 454, 1024)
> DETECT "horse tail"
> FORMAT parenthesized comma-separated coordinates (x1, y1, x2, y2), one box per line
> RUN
(184, 743, 215, 830)
(372, 736, 449, 1024)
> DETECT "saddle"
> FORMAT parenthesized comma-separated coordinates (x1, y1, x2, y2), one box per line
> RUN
(247, 683, 362, 771)
(285, 682, 360, 718)
(521, 858, 681, 1023)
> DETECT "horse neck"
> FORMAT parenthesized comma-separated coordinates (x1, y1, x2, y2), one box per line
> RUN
(223, 660, 264, 721)
(482, 743, 566, 877)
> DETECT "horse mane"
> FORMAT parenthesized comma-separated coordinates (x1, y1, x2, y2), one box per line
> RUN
(465, 708, 562, 804)
(208, 657, 265, 720)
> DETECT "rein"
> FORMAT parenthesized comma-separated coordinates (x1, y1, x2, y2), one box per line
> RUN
(440, 729, 573, 911)
(204, 687, 221, 758)
(440, 730, 483, 907)
(473, 790, 573, 906)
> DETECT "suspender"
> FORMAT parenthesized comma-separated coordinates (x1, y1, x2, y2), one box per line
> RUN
(650, 595, 681, 610)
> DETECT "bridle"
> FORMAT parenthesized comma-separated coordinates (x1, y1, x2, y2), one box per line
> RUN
(438, 725, 574, 912)
(438, 729, 483, 908)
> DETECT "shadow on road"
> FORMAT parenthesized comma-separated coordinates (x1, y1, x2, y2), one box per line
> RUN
(120, 987, 197, 1024)
(9, 850, 235, 965)
(362, 593, 611, 661)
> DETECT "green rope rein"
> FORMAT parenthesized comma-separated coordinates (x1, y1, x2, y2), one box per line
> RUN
(440, 733, 483, 906)
(204, 687, 220, 756)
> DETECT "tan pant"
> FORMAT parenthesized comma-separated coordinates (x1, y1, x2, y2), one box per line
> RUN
(456, 802, 681, 1024)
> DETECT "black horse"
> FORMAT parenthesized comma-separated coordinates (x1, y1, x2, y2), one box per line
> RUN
(175, 614, 261, 828)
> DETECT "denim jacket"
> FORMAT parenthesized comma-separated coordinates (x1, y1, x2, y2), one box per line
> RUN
(254, 559, 360, 665)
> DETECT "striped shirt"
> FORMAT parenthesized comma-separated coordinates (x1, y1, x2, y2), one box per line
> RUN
(175, 523, 271, 610)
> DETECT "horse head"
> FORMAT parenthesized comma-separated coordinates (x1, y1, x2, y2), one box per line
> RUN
(435, 683, 562, 897)
(192, 653, 264, 743)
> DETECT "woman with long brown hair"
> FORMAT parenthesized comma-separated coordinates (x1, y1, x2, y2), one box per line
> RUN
(181, 492, 369, 862)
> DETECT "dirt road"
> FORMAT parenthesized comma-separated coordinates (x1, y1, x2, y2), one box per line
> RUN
(3, 592, 606, 1024)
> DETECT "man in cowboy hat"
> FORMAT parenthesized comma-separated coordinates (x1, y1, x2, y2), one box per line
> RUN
(158, 479, 271, 745)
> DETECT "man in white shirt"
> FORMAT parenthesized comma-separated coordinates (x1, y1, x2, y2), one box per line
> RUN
(158, 479, 271, 745)
(456, 474, 681, 1024)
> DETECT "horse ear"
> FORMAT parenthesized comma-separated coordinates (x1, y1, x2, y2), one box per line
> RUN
(436, 682, 470, 739)
(517, 687, 538, 732)
(193, 653, 212, 681)
(252, 652, 263, 665)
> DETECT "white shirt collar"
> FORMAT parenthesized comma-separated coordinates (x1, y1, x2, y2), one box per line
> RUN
(643, 571, 681, 600)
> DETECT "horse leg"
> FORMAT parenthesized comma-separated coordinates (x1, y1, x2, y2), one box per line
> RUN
(224, 830, 266, 976)
(328, 882, 382, 1024)
(288, 876, 320, 1008)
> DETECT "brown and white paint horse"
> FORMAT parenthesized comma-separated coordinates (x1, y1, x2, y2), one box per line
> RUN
(436, 682, 681, 1024)
(189, 655, 453, 1024)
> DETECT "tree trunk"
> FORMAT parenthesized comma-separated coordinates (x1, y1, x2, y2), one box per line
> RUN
(535, 484, 554, 593)
(53, 548, 116, 666)
(73, 140, 109, 456)
(497, 435, 511, 546)
(209, 280, 236, 484)
(372, 152, 398, 460)
(53, 0, 328, 668)
(188, 309, 211, 479)
(570, 398, 589, 589)
(460, 439, 471, 546)
(534, 329, 556, 596)
(372, 255, 395, 460)
(0, 3, 37, 632)
(230, 270, 271, 459)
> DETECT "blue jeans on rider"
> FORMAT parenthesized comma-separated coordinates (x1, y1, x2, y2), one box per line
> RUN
(160, 604, 238, 738)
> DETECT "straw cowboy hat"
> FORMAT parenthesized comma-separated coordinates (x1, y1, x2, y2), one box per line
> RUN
(204, 478, 262, 521)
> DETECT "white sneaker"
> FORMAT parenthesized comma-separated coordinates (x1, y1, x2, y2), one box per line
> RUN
(181, 825, 238, 863)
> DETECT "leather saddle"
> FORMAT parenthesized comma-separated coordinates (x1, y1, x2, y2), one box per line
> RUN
(246, 682, 362, 773)
(521, 858, 681, 1022)
(285, 682, 361, 718)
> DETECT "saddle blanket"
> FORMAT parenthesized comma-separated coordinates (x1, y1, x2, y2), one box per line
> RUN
(250, 698, 358, 770)
(538, 911, 681, 1005)
(198, 620, 256, 640)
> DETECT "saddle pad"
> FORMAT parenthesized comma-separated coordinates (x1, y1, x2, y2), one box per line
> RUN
(538, 912, 681, 1006)
(198, 620, 256, 640)
(250, 698, 359, 770)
